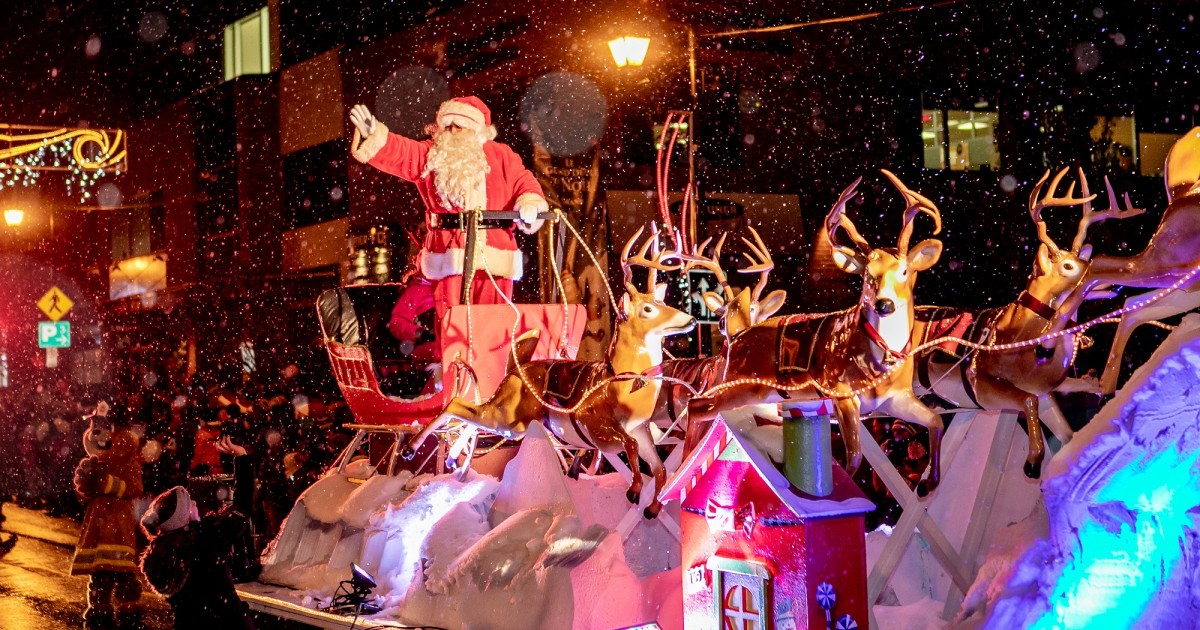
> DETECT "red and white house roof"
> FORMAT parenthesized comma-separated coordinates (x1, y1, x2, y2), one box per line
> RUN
(659, 417, 874, 520)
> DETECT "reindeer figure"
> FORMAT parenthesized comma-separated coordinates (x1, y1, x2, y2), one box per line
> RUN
(408, 226, 696, 518)
(1055, 127, 1200, 394)
(650, 227, 786, 433)
(912, 168, 1143, 477)
(687, 171, 947, 493)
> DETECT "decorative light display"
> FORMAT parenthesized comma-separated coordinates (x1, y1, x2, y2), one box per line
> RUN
(0, 124, 127, 202)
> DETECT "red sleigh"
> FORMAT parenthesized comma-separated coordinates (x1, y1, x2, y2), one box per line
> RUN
(317, 284, 587, 428)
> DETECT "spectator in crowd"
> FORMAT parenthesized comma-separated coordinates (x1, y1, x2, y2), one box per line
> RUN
(140, 486, 257, 630)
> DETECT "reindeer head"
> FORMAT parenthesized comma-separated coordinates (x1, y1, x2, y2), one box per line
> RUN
(619, 225, 697, 341)
(1027, 168, 1144, 308)
(684, 227, 786, 337)
(826, 170, 942, 323)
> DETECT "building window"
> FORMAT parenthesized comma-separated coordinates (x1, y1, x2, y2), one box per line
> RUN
(922, 107, 999, 171)
(284, 140, 349, 229)
(111, 191, 166, 261)
(1090, 115, 1138, 175)
(224, 6, 272, 81)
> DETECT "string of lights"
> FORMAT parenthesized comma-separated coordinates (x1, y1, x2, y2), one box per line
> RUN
(0, 125, 126, 202)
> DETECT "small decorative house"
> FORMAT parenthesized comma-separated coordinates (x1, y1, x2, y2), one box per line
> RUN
(660, 418, 873, 630)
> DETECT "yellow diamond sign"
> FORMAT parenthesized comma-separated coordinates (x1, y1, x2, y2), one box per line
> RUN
(38, 286, 73, 321)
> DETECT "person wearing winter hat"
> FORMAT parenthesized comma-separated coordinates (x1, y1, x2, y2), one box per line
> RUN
(140, 486, 257, 630)
(349, 96, 549, 323)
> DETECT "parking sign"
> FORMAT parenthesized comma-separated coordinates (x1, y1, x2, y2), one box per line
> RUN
(37, 321, 71, 348)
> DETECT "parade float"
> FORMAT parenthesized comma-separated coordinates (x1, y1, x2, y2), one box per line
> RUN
(238, 127, 1200, 629)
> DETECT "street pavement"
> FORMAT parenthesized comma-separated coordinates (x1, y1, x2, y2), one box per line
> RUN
(0, 501, 173, 629)
(0, 502, 312, 630)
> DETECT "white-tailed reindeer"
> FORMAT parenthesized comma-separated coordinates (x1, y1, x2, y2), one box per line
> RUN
(407, 226, 696, 518)
(1056, 128, 1200, 394)
(688, 171, 948, 493)
(650, 227, 787, 432)
(913, 168, 1143, 476)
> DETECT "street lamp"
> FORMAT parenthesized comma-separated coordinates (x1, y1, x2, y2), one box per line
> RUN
(3, 209, 23, 227)
(607, 36, 650, 68)
(608, 29, 701, 250)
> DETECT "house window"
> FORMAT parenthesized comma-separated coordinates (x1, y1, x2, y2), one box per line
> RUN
(708, 557, 772, 630)
(922, 107, 999, 172)
(223, 6, 272, 81)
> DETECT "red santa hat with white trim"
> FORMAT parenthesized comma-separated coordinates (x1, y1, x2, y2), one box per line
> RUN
(437, 96, 497, 138)
(140, 485, 198, 536)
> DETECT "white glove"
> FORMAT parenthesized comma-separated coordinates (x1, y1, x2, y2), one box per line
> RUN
(515, 193, 548, 235)
(350, 104, 376, 137)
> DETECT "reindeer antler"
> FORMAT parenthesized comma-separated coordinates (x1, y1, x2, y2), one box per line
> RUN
(682, 233, 735, 304)
(825, 177, 871, 256)
(620, 223, 682, 294)
(883, 170, 942, 257)
(739, 226, 774, 304)
(1070, 168, 1146, 254)
(1028, 168, 1096, 259)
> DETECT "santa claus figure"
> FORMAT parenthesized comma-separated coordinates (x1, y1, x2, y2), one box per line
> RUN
(349, 96, 548, 321)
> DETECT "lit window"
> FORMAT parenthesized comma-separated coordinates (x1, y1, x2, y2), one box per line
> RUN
(1090, 115, 1138, 175)
(224, 7, 272, 81)
(922, 107, 999, 172)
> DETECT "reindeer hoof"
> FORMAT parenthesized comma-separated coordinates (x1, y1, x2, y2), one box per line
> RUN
(1023, 460, 1042, 479)
(916, 479, 938, 498)
(643, 505, 661, 520)
(400, 445, 416, 461)
(446, 457, 458, 471)
(626, 488, 639, 505)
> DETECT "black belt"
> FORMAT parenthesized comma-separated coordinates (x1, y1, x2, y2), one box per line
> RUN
(428, 213, 517, 230)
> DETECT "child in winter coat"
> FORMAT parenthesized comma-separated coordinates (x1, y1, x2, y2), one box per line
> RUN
(139, 486, 257, 630)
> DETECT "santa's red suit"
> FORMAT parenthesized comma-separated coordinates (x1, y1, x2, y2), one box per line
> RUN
(351, 96, 548, 320)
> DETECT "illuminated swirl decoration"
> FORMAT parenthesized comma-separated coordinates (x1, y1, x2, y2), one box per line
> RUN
(0, 124, 127, 201)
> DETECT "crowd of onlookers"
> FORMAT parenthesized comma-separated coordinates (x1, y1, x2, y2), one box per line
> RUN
(0, 371, 357, 551)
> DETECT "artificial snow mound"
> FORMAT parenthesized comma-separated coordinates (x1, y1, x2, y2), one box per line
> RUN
(959, 314, 1200, 629)
(255, 420, 682, 628)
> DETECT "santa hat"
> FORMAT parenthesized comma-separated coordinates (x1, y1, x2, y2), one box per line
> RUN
(141, 486, 197, 536)
(437, 96, 492, 133)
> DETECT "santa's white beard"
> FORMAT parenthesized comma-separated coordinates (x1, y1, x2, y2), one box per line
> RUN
(424, 129, 489, 210)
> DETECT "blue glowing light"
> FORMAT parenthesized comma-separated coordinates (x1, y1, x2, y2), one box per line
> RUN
(1031, 447, 1200, 629)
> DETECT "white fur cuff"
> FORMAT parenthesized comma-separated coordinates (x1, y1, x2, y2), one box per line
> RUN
(351, 121, 390, 163)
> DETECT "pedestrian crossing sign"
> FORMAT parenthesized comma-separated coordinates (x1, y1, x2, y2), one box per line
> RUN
(38, 286, 73, 322)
